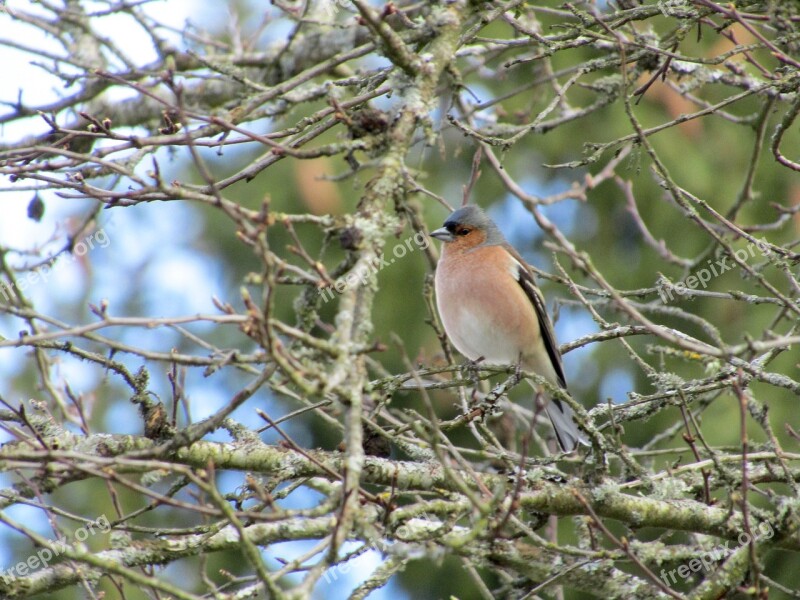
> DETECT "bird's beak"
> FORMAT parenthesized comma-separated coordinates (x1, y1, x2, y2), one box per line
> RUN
(430, 227, 454, 243)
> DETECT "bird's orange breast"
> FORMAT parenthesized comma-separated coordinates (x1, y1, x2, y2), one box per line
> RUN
(435, 244, 541, 366)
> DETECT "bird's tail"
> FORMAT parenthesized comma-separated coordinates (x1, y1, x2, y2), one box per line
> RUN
(544, 396, 589, 452)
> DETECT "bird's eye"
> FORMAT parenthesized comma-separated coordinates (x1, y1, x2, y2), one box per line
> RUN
(457, 228, 470, 236)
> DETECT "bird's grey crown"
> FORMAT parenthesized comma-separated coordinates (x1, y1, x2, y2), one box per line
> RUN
(443, 205, 506, 246)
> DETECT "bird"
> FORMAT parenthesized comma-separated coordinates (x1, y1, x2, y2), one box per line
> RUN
(430, 205, 587, 452)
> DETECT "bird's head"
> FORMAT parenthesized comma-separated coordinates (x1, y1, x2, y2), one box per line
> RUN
(430, 205, 505, 252)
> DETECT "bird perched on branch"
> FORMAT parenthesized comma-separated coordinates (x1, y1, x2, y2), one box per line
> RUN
(431, 205, 587, 452)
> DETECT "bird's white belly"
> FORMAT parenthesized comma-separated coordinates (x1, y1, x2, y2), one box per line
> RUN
(444, 305, 520, 365)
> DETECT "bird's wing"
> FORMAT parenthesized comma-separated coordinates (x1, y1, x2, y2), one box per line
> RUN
(510, 253, 568, 389)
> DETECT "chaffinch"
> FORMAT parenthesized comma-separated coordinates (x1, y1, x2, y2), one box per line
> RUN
(431, 205, 587, 452)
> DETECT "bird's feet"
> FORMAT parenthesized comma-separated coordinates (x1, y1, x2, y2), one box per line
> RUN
(513, 357, 523, 384)
(459, 356, 486, 404)
(461, 355, 486, 386)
